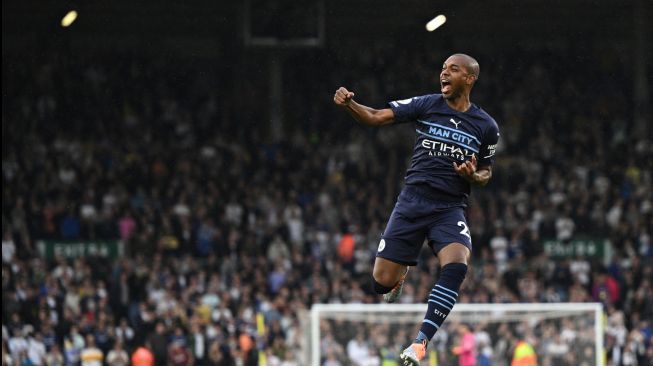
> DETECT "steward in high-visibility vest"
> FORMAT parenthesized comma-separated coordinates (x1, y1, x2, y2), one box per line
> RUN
(380, 347, 399, 366)
(511, 340, 537, 366)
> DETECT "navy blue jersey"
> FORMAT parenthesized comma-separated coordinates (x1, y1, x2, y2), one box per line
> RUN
(388, 93, 499, 203)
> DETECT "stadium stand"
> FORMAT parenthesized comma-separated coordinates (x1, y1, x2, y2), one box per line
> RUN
(3, 39, 652, 365)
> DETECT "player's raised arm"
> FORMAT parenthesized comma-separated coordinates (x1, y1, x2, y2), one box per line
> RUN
(333, 87, 395, 126)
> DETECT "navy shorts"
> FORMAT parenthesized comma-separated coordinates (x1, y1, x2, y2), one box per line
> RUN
(376, 185, 472, 266)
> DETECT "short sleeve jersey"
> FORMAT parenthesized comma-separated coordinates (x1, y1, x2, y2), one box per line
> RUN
(388, 93, 500, 202)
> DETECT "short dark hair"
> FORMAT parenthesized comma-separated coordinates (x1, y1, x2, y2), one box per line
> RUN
(451, 53, 480, 79)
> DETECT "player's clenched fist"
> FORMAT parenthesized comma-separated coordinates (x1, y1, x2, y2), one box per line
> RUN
(334, 87, 355, 106)
(453, 154, 477, 181)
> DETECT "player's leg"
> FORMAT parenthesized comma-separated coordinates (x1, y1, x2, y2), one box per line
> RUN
(400, 207, 472, 365)
(373, 190, 427, 302)
(400, 244, 470, 365)
(372, 256, 409, 302)
(427, 242, 470, 335)
(372, 257, 407, 289)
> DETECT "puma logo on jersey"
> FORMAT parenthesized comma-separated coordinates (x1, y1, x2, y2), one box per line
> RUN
(450, 118, 462, 129)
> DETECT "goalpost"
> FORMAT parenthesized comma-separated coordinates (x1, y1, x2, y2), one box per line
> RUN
(309, 303, 603, 366)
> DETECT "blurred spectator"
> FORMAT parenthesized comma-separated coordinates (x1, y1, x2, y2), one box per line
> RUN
(79, 335, 103, 366)
(474, 324, 492, 366)
(322, 351, 343, 366)
(26, 332, 46, 366)
(130, 342, 154, 366)
(346, 331, 379, 366)
(8, 329, 28, 363)
(510, 338, 537, 366)
(489, 229, 509, 274)
(62, 339, 79, 366)
(106, 340, 129, 366)
(189, 322, 206, 365)
(168, 340, 193, 366)
(543, 333, 569, 364)
(205, 340, 231, 366)
(147, 322, 168, 365)
(452, 324, 476, 366)
(114, 319, 134, 349)
(43, 343, 64, 366)
(3, 341, 14, 365)
(2, 230, 16, 264)
(592, 268, 620, 306)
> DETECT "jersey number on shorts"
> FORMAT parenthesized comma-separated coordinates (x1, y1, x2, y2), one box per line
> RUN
(457, 221, 471, 239)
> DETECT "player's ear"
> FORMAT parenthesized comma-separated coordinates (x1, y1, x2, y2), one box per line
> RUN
(466, 74, 477, 85)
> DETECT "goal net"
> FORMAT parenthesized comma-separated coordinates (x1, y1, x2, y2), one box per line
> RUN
(308, 303, 603, 366)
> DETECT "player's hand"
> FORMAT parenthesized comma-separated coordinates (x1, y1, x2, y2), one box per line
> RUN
(453, 154, 477, 182)
(334, 87, 355, 106)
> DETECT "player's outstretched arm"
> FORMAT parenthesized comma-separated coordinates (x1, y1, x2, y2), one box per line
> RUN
(333, 87, 395, 126)
(453, 154, 492, 186)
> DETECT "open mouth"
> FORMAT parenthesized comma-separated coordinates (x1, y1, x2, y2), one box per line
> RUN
(441, 80, 452, 93)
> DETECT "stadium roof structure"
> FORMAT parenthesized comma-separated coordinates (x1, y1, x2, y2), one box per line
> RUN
(3, 0, 646, 54)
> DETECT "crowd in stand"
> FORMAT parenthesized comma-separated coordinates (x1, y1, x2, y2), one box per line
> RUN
(2, 38, 652, 366)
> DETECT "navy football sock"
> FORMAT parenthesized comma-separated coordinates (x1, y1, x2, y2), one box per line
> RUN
(415, 263, 467, 343)
(372, 278, 394, 294)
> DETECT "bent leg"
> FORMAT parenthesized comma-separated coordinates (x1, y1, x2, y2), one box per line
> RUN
(374, 187, 430, 295)
(372, 257, 408, 294)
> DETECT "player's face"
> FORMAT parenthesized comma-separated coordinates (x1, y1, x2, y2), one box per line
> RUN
(440, 56, 474, 99)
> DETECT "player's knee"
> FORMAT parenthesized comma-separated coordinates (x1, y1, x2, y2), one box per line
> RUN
(438, 243, 471, 266)
(372, 266, 397, 289)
